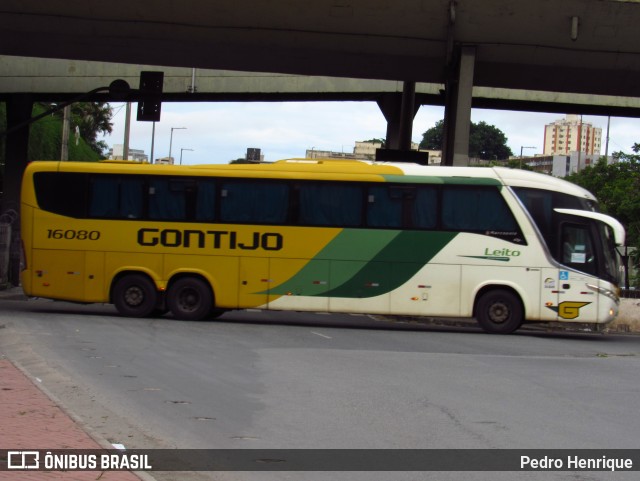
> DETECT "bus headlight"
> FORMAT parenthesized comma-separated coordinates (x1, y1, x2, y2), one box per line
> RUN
(586, 283, 620, 305)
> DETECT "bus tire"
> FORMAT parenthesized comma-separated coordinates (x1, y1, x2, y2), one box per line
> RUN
(113, 274, 158, 318)
(475, 289, 523, 334)
(167, 277, 213, 321)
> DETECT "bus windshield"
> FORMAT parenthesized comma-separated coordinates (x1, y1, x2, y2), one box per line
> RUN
(599, 222, 621, 285)
(513, 187, 622, 285)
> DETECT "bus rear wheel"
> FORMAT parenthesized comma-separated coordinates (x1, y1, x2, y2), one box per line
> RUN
(475, 289, 523, 334)
(167, 277, 213, 321)
(113, 274, 158, 318)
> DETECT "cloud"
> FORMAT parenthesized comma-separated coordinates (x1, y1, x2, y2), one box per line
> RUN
(101, 102, 640, 164)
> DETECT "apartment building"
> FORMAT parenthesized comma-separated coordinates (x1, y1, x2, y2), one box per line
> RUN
(543, 115, 602, 156)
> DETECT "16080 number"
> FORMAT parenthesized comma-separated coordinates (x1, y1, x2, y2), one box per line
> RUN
(46, 229, 101, 240)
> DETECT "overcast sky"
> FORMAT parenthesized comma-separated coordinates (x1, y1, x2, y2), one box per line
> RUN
(100, 102, 640, 165)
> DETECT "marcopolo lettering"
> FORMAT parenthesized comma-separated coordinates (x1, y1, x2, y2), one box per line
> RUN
(137, 228, 283, 251)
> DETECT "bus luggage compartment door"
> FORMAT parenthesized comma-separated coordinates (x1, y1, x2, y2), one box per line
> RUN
(238, 257, 270, 309)
(32, 249, 85, 302)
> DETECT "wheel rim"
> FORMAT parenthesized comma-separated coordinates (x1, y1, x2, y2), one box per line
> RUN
(488, 301, 510, 324)
(125, 286, 145, 307)
(177, 287, 200, 313)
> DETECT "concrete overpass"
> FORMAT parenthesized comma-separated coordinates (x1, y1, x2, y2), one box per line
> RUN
(4, 0, 640, 162)
(2, 0, 640, 282)
(3, 0, 640, 95)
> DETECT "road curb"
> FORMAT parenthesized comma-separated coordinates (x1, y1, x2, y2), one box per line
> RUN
(3, 357, 158, 481)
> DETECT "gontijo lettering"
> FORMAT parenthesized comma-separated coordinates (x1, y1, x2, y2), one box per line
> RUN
(137, 228, 283, 251)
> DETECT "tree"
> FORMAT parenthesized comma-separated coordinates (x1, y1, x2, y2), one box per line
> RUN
(419, 120, 513, 160)
(419, 120, 445, 151)
(361, 138, 386, 145)
(43, 102, 113, 157)
(70, 102, 113, 157)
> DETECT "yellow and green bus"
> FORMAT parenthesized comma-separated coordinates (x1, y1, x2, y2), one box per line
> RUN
(20, 159, 625, 333)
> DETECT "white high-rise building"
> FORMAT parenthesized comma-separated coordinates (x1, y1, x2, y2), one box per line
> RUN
(543, 115, 602, 156)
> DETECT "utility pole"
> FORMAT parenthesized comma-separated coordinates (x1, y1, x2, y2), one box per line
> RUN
(519, 146, 535, 169)
(150, 122, 156, 164)
(60, 105, 71, 160)
(577, 115, 582, 173)
(123, 102, 131, 160)
(605, 116, 611, 159)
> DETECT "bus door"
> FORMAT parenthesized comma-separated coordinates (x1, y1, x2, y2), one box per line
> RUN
(552, 222, 600, 322)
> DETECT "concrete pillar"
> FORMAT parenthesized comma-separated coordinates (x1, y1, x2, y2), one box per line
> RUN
(3, 93, 33, 285)
(442, 45, 476, 166)
(398, 81, 416, 150)
(377, 93, 402, 149)
(377, 81, 420, 150)
(4, 94, 32, 212)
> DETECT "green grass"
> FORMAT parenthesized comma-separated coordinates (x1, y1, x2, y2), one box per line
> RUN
(1, 102, 102, 164)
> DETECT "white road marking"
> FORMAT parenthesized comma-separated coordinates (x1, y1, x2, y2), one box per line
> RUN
(310, 331, 332, 339)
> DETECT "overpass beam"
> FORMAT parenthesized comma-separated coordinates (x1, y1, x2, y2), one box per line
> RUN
(442, 45, 476, 166)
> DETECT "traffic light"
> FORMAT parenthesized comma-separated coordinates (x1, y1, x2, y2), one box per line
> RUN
(137, 71, 164, 122)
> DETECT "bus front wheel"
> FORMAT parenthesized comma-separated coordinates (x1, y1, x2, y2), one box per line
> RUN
(475, 289, 523, 334)
(167, 277, 213, 321)
(113, 274, 158, 318)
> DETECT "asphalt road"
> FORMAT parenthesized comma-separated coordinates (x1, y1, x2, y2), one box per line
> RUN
(1, 298, 640, 481)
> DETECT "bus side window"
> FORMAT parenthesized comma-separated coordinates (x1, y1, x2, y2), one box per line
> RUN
(34, 172, 88, 218)
(220, 181, 289, 224)
(149, 179, 186, 220)
(411, 187, 437, 229)
(442, 187, 517, 232)
(120, 179, 143, 219)
(89, 176, 143, 219)
(89, 177, 119, 218)
(367, 185, 402, 228)
(298, 183, 362, 227)
(195, 180, 216, 222)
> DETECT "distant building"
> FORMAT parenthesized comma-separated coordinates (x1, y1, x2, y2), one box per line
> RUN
(306, 149, 357, 160)
(354, 141, 384, 159)
(108, 144, 148, 162)
(520, 152, 615, 177)
(306, 141, 441, 164)
(155, 157, 174, 165)
(245, 147, 264, 163)
(543, 115, 602, 156)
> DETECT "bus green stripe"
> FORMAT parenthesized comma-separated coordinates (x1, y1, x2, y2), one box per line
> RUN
(267, 229, 399, 296)
(268, 230, 457, 298)
(381, 175, 502, 186)
(322, 231, 457, 298)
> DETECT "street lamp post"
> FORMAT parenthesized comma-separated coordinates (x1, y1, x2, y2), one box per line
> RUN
(519, 146, 535, 169)
(180, 148, 194, 165)
(169, 127, 186, 164)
